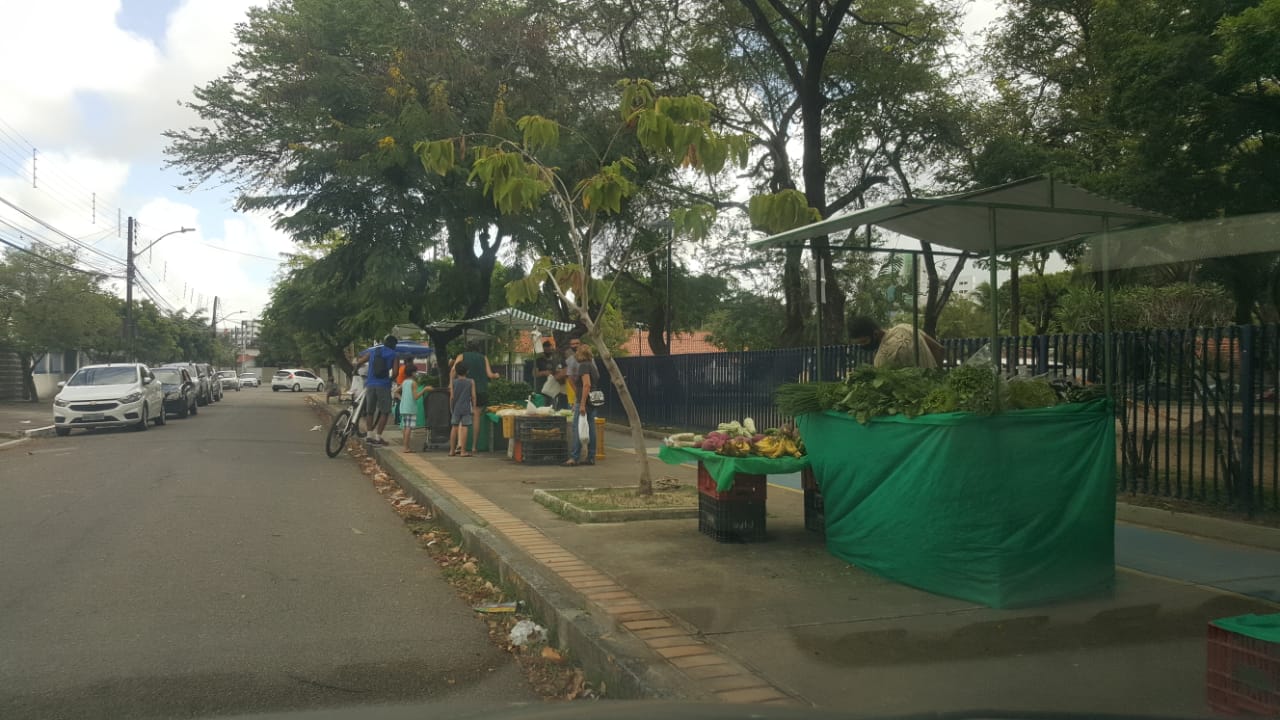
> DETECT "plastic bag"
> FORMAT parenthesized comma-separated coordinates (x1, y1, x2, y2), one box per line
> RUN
(508, 619, 545, 647)
(577, 413, 590, 441)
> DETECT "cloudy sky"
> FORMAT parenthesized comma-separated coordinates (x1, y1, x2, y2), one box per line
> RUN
(0, 0, 1002, 328)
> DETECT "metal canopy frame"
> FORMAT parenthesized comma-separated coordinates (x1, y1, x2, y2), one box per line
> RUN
(749, 175, 1175, 399)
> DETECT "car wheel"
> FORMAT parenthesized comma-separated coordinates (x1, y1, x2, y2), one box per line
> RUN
(272, 386, 279, 392)
(316, 382, 325, 393)
(197, 392, 209, 406)
(293, 383, 301, 392)
(154, 403, 167, 426)
(55, 427, 71, 437)
(190, 398, 198, 416)
(179, 399, 190, 418)
(135, 403, 150, 431)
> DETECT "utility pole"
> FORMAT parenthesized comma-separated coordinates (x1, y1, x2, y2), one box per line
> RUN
(125, 216, 135, 359)
(211, 296, 219, 339)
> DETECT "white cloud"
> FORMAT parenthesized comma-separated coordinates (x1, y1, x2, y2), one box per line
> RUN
(135, 198, 292, 321)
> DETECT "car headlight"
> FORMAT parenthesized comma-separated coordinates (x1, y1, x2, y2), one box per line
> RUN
(119, 391, 144, 403)
(53, 397, 68, 407)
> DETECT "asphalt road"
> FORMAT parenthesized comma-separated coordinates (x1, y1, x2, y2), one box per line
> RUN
(0, 388, 533, 719)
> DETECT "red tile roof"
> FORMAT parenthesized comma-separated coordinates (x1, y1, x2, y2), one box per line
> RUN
(621, 330, 721, 356)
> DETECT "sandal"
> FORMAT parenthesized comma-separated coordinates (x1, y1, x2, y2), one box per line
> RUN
(563, 460, 577, 466)
(460, 452, 473, 457)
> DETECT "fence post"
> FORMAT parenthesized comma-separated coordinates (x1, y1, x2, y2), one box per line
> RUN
(1239, 324, 1256, 516)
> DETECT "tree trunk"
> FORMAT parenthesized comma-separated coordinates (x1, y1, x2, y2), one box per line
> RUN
(781, 245, 809, 346)
(647, 304, 670, 356)
(1009, 257, 1021, 337)
(20, 352, 39, 403)
(590, 334, 653, 495)
(922, 246, 969, 338)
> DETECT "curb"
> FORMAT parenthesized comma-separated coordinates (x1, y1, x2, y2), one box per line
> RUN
(0, 436, 29, 452)
(531, 488, 699, 524)
(374, 448, 709, 701)
(1117, 503, 1280, 552)
(603, 422, 674, 441)
(311, 397, 709, 701)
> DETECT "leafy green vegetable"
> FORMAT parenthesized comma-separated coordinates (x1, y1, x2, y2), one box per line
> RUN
(775, 382, 843, 417)
(945, 364, 1004, 414)
(1007, 378, 1059, 409)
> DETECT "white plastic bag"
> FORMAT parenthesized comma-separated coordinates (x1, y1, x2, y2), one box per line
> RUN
(577, 413, 590, 441)
(508, 619, 545, 647)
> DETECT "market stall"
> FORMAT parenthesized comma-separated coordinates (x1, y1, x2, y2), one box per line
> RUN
(748, 175, 1172, 607)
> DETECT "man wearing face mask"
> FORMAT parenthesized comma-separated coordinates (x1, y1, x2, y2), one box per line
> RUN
(847, 316, 943, 369)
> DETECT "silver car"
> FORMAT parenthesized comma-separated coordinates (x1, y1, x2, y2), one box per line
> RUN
(52, 364, 167, 436)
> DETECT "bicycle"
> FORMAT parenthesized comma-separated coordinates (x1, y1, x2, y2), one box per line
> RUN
(325, 381, 384, 458)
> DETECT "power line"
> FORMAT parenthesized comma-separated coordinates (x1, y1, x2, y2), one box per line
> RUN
(201, 242, 283, 262)
(0, 217, 122, 275)
(0, 194, 125, 267)
(0, 235, 119, 278)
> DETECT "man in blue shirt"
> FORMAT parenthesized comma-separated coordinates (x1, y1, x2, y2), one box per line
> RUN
(354, 334, 399, 445)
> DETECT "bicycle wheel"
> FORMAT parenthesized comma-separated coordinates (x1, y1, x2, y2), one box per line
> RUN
(325, 409, 353, 458)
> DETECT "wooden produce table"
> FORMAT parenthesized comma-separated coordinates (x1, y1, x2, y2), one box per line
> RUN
(658, 445, 810, 543)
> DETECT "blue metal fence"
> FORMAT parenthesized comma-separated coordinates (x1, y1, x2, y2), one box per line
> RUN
(597, 325, 1280, 514)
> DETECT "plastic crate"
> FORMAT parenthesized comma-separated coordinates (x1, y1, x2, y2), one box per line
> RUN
(515, 416, 567, 443)
(1207, 621, 1280, 716)
(696, 462, 766, 502)
(513, 439, 566, 465)
(698, 493, 766, 543)
(801, 467, 824, 534)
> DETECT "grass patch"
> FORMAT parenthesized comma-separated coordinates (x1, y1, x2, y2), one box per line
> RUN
(545, 486, 698, 511)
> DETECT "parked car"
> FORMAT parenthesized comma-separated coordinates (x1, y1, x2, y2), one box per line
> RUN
(239, 373, 260, 388)
(151, 366, 199, 418)
(52, 363, 166, 435)
(202, 363, 223, 402)
(163, 362, 211, 406)
(217, 370, 240, 392)
(272, 369, 325, 392)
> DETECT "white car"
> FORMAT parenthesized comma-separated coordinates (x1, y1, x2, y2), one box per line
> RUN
(271, 369, 325, 392)
(52, 363, 166, 436)
(239, 373, 260, 388)
(216, 370, 241, 391)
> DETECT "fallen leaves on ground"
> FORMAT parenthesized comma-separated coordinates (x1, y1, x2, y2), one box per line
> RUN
(308, 396, 598, 701)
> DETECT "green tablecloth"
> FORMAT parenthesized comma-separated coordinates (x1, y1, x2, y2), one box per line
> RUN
(798, 400, 1115, 608)
(1212, 613, 1280, 643)
(658, 445, 811, 491)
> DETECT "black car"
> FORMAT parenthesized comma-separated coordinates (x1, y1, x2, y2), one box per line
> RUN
(152, 366, 199, 418)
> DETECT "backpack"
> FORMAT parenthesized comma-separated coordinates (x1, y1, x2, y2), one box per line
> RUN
(371, 347, 395, 380)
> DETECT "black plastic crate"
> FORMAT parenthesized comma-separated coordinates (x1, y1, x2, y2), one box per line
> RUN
(801, 468, 824, 534)
(698, 494, 766, 543)
(515, 416, 567, 443)
(696, 463, 766, 502)
(516, 439, 567, 465)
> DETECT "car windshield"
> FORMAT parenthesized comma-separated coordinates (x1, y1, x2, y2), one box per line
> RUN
(152, 369, 183, 384)
(66, 367, 137, 386)
(240, 374, 255, 378)
(219, 371, 236, 378)
(273, 371, 289, 377)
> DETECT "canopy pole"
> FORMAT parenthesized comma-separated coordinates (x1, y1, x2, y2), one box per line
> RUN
(989, 208, 1002, 413)
(912, 252, 921, 367)
(1102, 216, 1115, 401)
(815, 255, 824, 381)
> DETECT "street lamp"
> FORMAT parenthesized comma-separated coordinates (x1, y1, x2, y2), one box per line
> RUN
(125, 218, 193, 358)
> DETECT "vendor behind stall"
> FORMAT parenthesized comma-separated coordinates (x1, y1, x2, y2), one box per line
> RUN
(848, 316, 943, 369)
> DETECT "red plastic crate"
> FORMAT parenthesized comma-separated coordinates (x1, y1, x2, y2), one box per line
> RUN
(696, 462, 766, 502)
(1207, 622, 1280, 716)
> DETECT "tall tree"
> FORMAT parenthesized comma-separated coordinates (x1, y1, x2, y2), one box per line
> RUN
(165, 0, 568, 351)
(0, 247, 119, 401)
(419, 80, 749, 494)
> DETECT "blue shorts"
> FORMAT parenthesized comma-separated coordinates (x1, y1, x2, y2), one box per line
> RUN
(451, 411, 473, 427)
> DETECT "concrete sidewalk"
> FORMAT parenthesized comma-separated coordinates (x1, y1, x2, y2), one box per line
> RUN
(360, 415, 1279, 715)
(0, 401, 54, 440)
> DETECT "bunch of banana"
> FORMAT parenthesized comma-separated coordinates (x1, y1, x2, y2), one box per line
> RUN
(752, 435, 804, 459)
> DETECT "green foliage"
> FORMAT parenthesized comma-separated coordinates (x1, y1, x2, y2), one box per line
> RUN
(837, 366, 941, 424)
(1051, 283, 1234, 333)
(705, 292, 787, 351)
(669, 204, 717, 242)
(774, 382, 844, 417)
(1007, 378, 1060, 410)
(748, 190, 821, 234)
(945, 364, 1004, 415)
(486, 378, 533, 405)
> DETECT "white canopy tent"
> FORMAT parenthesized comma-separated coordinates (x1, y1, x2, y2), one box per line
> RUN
(749, 175, 1174, 400)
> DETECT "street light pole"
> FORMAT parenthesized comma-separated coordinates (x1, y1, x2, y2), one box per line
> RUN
(125, 221, 193, 358)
